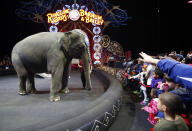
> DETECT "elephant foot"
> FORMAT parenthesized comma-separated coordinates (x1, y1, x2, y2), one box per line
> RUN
(49, 95, 61, 102)
(60, 88, 69, 94)
(18, 90, 27, 95)
(27, 89, 37, 94)
(85, 87, 91, 91)
(85, 86, 92, 91)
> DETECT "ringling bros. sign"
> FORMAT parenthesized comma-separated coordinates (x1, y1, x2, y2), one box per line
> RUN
(47, 9, 104, 25)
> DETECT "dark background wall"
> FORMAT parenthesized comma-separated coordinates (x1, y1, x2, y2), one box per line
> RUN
(1, 0, 190, 58)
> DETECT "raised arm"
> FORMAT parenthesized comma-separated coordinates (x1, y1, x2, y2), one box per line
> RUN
(139, 52, 192, 89)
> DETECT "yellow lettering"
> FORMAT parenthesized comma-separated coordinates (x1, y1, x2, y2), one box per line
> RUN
(90, 13, 94, 18)
(84, 11, 88, 16)
(97, 15, 102, 20)
(100, 20, 104, 25)
(85, 17, 89, 23)
(79, 9, 84, 16)
(95, 19, 99, 25)
(63, 15, 67, 21)
(91, 18, 95, 23)
(89, 18, 93, 23)
(94, 14, 98, 19)
(57, 11, 61, 16)
(87, 12, 91, 17)
(81, 17, 85, 22)
(47, 13, 53, 23)
(47, 8, 103, 24)
(65, 9, 70, 14)
(54, 16, 59, 23)
(62, 10, 65, 14)
(52, 12, 56, 17)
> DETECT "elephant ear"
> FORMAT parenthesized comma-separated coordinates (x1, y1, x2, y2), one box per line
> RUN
(60, 31, 82, 58)
(71, 29, 91, 60)
(58, 32, 72, 58)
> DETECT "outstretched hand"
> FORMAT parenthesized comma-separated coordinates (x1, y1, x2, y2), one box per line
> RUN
(138, 52, 159, 65)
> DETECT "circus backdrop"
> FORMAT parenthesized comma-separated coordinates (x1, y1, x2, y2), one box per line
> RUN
(15, 0, 130, 65)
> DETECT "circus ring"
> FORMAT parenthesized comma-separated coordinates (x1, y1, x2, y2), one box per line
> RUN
(0, 69, 123, 131)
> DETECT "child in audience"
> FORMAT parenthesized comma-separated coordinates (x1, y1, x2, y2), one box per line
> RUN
(151, 67, 164, 89)
(157, 76, 177, 96)
(130, 64, 148, 105)
(154, 92, 189, 131)
(142, 88, 159, 125)
(138, 52, 192, 106)
(145, 63, 155, 103)
(157, 81, 169, 92)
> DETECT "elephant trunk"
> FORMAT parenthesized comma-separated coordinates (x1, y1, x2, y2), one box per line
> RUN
(82, 48, 92, 90)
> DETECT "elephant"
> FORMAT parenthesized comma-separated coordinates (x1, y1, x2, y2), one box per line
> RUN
(11, 29, 92, 102)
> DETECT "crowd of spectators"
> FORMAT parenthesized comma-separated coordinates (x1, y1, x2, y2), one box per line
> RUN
(122, 51, 192, 131)
(1, 50, 192, 130)
(0, 55, 13, 71)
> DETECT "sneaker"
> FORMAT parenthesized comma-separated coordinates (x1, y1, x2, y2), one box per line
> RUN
(140, 100, 148, 106)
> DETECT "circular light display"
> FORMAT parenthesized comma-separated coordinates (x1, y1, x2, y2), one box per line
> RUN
(93, 35, 101, 43)
(72, 4, 80, 10)
(80, 5, 88, 11)
(49, 25, 58, 32)
(94, 52, 101, 59)
(69, 10, 80, 21)
(93, 27, 101, 34)
(65, 5, 71, 10)
(93, 44, 101, 52)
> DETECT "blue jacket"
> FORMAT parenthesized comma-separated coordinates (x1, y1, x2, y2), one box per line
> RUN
(157, 59, 192, 90)
(157, 59, 192, 103)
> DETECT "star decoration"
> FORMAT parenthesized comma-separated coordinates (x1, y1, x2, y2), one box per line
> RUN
(33, 13, 44, 23)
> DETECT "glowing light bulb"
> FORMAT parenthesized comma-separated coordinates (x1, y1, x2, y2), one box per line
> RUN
(69, 10, 80, 21)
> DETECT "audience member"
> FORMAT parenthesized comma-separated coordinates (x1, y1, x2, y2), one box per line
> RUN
(138, 52, 192, 90)
(138, 52, 192, 128)
(151, 67, 164, 88)
(130, 64, 148, 105)
(154, 92, 189, 131)
(145, 63, 155, 102)
(142, 88, 159, 125)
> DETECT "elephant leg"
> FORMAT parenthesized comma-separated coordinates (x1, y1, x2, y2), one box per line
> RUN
(18, 75, 27, 95)
(26, 74, 37, 94)
(81, 49, 92, 90)
(60, 63, 70, 94)
(12, 54, 28, 95)
(81, 71, 86, 88)
(49, 64, 64, 102)
(60, 74, 69, 94)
